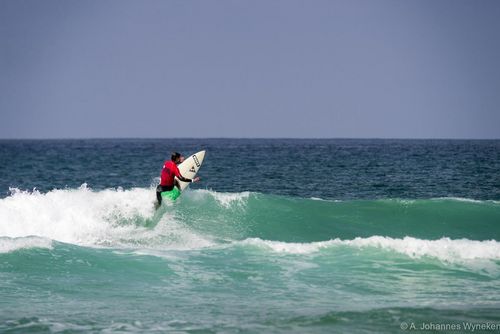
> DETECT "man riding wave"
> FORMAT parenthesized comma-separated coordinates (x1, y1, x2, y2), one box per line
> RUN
(156, 152, 200, 206)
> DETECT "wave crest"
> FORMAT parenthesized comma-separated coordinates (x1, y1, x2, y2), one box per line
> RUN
(238, 236, 500, 262)
(0, 236, 53, 253)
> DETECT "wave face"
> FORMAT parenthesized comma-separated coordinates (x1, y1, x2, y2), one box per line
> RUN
(178, 191, 500, 242)
(2, 186, 499, 252)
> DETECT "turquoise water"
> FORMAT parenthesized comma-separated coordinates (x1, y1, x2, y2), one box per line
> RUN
(1, 139, 499, 333)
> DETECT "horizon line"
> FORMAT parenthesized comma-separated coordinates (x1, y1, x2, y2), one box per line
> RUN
(0, 136, 499, 141)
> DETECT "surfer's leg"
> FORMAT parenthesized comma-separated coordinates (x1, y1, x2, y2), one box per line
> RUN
(155, 185, 162, 207)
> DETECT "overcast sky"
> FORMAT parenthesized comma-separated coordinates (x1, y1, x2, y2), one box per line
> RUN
(1, 0, 499, 139)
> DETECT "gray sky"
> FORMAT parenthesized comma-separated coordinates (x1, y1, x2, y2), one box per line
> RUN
(1, 0, 499, 139)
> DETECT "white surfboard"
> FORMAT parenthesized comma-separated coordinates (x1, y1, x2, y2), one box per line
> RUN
(175, 150, 206, 191)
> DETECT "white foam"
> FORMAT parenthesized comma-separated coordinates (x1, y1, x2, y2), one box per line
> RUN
(310, 197, 341, 202)
(433, 197, 486, 204)
(0, 236, 53, 253)
(0, 185, 151, 245)
(240, 238, 332, 254)
(185, 189, 251, 208)
(113, 213, 214, 251)
(238, 236, 500, 263)
(0, 185, 213, 250)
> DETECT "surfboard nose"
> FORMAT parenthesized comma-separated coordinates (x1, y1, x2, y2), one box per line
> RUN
(194, 150, 206, 159)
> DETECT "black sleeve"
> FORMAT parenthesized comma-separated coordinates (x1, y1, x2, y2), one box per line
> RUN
(177, 175, 192, 183)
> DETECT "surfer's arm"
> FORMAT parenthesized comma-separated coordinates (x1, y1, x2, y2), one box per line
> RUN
(174, 169, 194, 183)
(177, 174, 193, 183)
(178, 173, 200, 183)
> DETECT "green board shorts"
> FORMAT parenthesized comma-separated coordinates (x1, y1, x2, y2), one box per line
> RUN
(161, 187, 181, 201)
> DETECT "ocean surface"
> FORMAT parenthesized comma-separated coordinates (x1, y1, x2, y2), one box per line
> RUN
(0, 138, 499, 333)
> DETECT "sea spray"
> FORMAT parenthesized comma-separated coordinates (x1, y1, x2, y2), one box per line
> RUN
(0, 185, 214, 250)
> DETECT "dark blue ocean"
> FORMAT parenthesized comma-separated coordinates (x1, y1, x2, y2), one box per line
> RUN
(1, 139, 499, 333)
(2, 138, 499, 200)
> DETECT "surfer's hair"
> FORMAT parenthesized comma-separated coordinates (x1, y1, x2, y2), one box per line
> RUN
(171, 152, 182, 161)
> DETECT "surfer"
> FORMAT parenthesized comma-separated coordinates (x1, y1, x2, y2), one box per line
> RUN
(156, 152, 200, 207)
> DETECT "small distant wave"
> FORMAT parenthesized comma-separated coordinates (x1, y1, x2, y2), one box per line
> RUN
(308, 197, 498, 204)
(309, 197, 343, 202)
(432, 197, 492, 204)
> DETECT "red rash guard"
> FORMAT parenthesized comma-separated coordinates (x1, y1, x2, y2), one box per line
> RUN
(160, 160, 184, 187)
